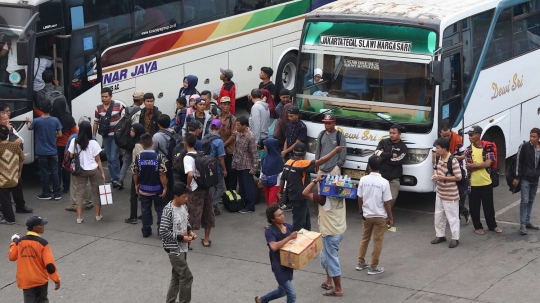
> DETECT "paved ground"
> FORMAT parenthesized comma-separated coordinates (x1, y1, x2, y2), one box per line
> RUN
(1, 163, 539, 303)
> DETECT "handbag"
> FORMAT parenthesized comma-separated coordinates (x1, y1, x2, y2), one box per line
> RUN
(97, 102, 114, 136)
(70, 139, 82, 175)
(261, 174, 278, 187)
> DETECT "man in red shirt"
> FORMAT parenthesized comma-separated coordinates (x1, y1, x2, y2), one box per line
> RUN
(213, 68, 236, 114)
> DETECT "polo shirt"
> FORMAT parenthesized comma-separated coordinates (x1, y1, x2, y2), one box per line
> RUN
(358, 172, 392, 218)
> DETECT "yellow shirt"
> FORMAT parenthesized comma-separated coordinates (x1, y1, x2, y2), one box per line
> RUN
(470, 145, 491, 186)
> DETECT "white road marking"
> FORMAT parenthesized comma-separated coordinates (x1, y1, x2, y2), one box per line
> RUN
(495, 188, 540, 217)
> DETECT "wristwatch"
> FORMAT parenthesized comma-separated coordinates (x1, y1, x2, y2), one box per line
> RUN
(312, 180, 319, 183)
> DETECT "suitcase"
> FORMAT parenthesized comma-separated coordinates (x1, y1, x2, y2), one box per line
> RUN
(222, 190, 244, 212)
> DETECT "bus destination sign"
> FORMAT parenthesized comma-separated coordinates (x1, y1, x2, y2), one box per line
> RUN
(320, 35, 412, 53)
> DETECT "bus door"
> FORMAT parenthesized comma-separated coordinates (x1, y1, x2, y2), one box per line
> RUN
(439, 47, 463, 129)
(67, 24, 101, 102)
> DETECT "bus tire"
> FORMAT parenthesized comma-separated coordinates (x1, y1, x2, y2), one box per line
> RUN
(482, 127, 506, 175)
(276, 52, 297, 95)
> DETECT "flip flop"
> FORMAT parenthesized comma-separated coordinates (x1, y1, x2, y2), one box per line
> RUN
(202, 239, 211, 247)
(475, 229, 485, 235)
(321, 282, 333, 290)
(493, 227, 502, 233)
(322, 289, 343, 297)
(85, 205, 94, 210)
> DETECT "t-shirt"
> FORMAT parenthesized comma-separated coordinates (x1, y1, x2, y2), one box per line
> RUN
(281, 159, 315, 201)
(208, 134, 225, 174)
(358, 172, 392, 218)
(471, 145, 492, 186)
(57, 125, 77, 147)
(316, 195, 346, 236)
(33, 57, 53, 91)
(183, 151, 198, 191)
(265, 223, 294, 285)
(30, 116, 62, 156)
(94, 101, 125, 137)
(68, 139, 101, 170)
(435, 155, 461, 202)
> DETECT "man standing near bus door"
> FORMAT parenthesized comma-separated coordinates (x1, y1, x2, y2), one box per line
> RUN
(93, 87, 124, 188)
(374, 125, 408, 207)
(281, 106, 307, 160)
(315, 114, 347, 184)
(431, 124, 469, 222)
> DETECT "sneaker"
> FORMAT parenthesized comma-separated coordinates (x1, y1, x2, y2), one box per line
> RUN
(526, 222, 540, 230)
(76, 218, 84, 224)
(96, 215, 103, 221)
(54, 194, 62, 200)
(280, 204, 292, 212)
(520, 224, 528, 235)
(239, 209, 253, 214)
(124, 218, 137, 224)
(367, 266, 385, 275)
(112, 182, 119, 189)
(0, 219, 15, 225)
(116, 181, 124, 190)
(15, 206, 33, 213)
(356, 262, 369, 271)
(37, 193, 52, 200)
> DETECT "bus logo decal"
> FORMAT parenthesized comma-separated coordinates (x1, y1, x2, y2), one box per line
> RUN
(103, 60, 158, 85)
(491, 73, 523, 100)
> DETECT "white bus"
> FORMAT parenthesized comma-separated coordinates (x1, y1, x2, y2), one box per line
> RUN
(295, 0, 540, 192)
(0, 0, 335, 163)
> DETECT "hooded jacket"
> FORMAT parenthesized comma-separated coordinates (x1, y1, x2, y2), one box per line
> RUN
(181, 110, 212, 139)
(249, 99, 270, 144)
(516, 141, 540, 182)
(178, 75, 199, 99)
(375, 138, 408, 181)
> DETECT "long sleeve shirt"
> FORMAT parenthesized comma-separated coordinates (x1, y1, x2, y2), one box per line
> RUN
(160, 201, 191, 253)
(232, 130, 258, 174)
(9, 232, 60, 289)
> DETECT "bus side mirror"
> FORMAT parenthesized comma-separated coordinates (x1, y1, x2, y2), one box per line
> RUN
(429, 61, 442, 86)
(17, 39, 30, 66)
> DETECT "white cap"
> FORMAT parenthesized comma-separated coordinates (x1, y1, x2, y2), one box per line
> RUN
(314, 68, 323, 77)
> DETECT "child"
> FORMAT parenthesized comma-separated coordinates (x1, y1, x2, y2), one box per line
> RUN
(170, 97, 187, 134)
(186, 94, 200, 116)
(258, 138, 283, 205)
(26, 101, 63, 200)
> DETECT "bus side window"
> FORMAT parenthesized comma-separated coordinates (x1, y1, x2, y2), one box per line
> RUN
(132, 0, 180, 37)
(482, 8, 512, 68)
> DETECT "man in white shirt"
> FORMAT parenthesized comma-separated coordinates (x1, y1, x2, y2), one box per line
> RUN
(33, 57, 54, 91)
(356, 155, 394, 275)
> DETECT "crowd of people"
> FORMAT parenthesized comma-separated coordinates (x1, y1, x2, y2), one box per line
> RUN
(3, 65, 540, 303)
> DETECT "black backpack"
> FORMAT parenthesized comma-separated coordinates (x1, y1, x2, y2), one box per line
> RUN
(201, 134, 220, 156)
(97, 102, 115, 137)
(187, 151, 219, 189)
(506, 140, 527, 193)
(316, 130, 343, 155)
(114, 107, 141, 150)
(435, 155, 468, 200)
(158, 130, 182, 163)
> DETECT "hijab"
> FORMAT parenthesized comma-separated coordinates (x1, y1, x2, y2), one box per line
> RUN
(260, 88, 274, 105)
(182, 75, 198, 96)
(261, 137, 284, 176)
(131, 123, 145, 145)
(51, 99, 76, 131)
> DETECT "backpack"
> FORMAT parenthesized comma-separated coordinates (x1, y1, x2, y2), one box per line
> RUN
(172, 140, 187, 173)
(97, 102, 115, 137)
(114, 107, 141, 150)
(187, 151, 219, 189)
(43, 90, 64, 108)
(69, 139, 82, 176)
(436, 155, 468, 200)
(222, 190, 244, 212)
(201, 134, 220, 156)
(158, 130, 182, 163)
(317, 130, 342, 155)
(506, 140, 527, 193)
(481, 140, 499, 187)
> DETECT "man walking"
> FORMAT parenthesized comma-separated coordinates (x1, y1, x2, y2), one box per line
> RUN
(218, 97, 237, 191)
(278, 142, 344, 231)
(513, 128, 540, 235)
(374, 125, 408, 207)
(356, 155, 394, 275)
(464, 125, 502, 235)
(153, 114, 176, 201)
(26, 101, 63, 200)
(281, 106, 307, 160)
(160, 183, 195, 303)
(315, 114, 346, 179)
(231, 116, 259, 213)
(133, 134, 167, 238)
(94, 87, 124, 188)
(204, 120, 227, 215)
(249, 88, 270, 145)
(9, 216, 61, 301)
(431, 138, 462, 248)
(302, 174, 346, 297)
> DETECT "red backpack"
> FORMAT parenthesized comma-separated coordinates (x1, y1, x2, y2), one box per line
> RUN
(481, 140, 498, 169)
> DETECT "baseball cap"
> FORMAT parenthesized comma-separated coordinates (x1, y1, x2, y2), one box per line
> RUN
(322, 114, 336, 122)
(288, 106, 300, 115)
(465, 125, 483, 135)
(133, 90, 144, 99)
(210, 119, 222, 129)
(195, 97, 205, 104)
(293, 142, 307, 155)
(220, 68, 234, 79)
(26, 216, 48, 228)
(220, 96, 231, 103)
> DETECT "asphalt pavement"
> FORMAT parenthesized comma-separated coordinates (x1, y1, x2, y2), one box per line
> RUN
(1, 165, 539, 303)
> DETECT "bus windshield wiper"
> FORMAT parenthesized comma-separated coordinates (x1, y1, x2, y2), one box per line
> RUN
(309, 104, 346, 121)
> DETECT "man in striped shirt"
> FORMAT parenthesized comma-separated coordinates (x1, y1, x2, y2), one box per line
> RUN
(93, 87, 124, 187)
(431, 137, 462, 248)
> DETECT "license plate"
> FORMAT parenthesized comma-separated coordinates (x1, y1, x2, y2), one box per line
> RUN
(342, 168, 365, 180)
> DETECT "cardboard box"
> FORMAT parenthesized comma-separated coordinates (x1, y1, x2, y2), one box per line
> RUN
(280, 229, 323, 270)
(99, 184, 113, 205)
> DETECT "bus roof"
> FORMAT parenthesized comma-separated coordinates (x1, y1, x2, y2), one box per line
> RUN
(0, 0, 49, 6)
(313, 0, 499, 23)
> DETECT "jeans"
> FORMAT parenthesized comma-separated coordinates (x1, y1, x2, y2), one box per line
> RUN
(260, 280, 296, 303)
(469, 185, 497, 230)
(57, 146, 70, 191)
(166, 253, 193, 303)
(320, 234, 344, 277)
(140, 194, 164, 236)
(237, 169, 256, 211)
(22, 282, 48, 303)
(102, 136, 120, 182)
(118, 151, 132, 183)
(37, 155, 61, 195)
(520, 179, 539, 224)
(290, 199, 310, 231)
(212, 173, 226, 208)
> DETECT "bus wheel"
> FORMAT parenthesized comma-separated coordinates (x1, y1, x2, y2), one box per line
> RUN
(276, 52, 297, 94)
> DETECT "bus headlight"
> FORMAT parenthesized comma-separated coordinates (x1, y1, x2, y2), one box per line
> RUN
(404, 148, 431, 164)
(306, 137, 317, 153)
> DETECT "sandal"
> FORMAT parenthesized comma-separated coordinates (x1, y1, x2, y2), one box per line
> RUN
(493, 227, 502, 233)
(202, 239, 211, 247)
(321, 282, 333, 290)
(475, 229, 485, 235)
(322, 289, 343, 297)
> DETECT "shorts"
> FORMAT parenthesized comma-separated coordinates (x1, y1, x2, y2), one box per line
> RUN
(320, 234, 343, 277)
(187, 188, 215, 230)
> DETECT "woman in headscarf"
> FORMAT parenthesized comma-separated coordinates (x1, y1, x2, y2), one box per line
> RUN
(52, 99, 78, 194)
(125, 123, 146, 224)
(178, 75, 199, 99)
(260, 88, 277, 142)
(258, 138, 285, 205)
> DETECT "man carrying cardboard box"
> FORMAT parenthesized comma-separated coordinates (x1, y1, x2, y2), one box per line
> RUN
(255, 204, 298, 303)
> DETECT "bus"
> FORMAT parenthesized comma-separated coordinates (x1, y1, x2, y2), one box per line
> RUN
(294, 0, 540, 193)
(0, 0, 334, 163)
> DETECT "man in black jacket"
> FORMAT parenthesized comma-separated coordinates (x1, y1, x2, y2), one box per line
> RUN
(513, 128, 540, 235)
(374, 125, 408, 207)
(139, 92, 162, 136)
